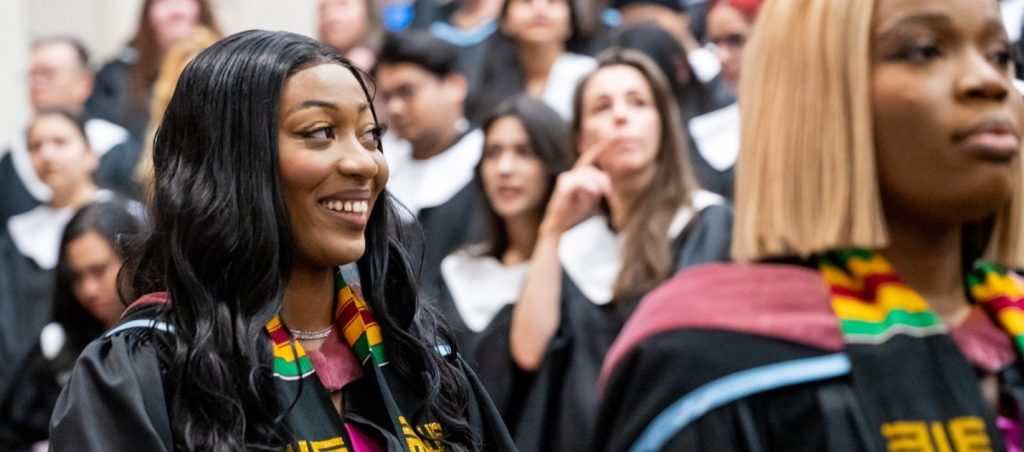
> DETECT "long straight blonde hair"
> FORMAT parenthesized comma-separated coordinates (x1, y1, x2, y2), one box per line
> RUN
(732, 0, 1024, 267)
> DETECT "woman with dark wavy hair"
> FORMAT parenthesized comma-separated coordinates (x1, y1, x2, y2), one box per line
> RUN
(50, 30, 514, 452)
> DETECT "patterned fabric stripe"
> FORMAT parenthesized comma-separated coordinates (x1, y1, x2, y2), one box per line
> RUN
(968, 262, 1024, 356)
(821, 250, 945, 343)
(335, 274, 387, 365)
(267, 315, 315, 379)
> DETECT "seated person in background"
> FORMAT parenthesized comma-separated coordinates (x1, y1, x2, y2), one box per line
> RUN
(484, 49, 732, 451)
(319, 0, 383, 72)
(1, 37, 139, 227)
(0, 110, 115, 414)
(374, 31, 485, 284)
(0, 197, 143, 451)
(430, 96, 571, 363)
(597, 0, 1024, 449)
(475, 0, 596, 121)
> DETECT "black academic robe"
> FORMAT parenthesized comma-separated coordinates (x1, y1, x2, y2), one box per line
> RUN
(49, 303, 516, 451)
(0, 154, 40, 230)
(0, 232, 53, 407)
(596, 263, 1023, 451)
(475, 204, 733, 452)
(0, 325, 78, 451)
(417, 183, 484, 286)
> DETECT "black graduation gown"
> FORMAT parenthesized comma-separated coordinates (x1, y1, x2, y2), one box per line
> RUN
(475, 203, 733, 452)
(0, 326, 78, 451)
(0, 153, 40, 230)
(416, 183, 484, 286)
(86, 50, 149, 141)
(596, 263, 1022, 451)
(0, 231, 53, 407)
(49, 303, 517, 451)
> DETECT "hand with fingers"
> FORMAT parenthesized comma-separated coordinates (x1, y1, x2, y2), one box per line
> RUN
(540, 138, 614, 236)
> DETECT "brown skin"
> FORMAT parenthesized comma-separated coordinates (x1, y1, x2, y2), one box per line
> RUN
(871, 0, 1022, 322)
(502, 0, 572, 97)
(706, 3, 752, 94)
(277, 63, 388, 413)
(29, 42, 94, 112)
(481, 116, 550, 264)
(376, 63, 467, 160)
(66, 232, 125, 328)
(27, 114, 98, 209)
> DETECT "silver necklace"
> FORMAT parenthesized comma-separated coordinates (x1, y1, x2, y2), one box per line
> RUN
(288, 323, 334, 341)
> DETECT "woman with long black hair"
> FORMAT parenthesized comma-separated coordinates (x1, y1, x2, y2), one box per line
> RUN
(0, 197, 143, 450)
(50, 30, 514, 452)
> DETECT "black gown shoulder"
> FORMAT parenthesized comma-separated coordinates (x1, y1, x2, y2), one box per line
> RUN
(475, 203, 733, 451)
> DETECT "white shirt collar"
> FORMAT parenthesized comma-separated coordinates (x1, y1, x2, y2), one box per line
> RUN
(558, 190, 724, 305)
(383, 121, 483, 217)
(6, 190, 115, 270)
(441, 248, 529, 332)
(689, 103, 740, 172)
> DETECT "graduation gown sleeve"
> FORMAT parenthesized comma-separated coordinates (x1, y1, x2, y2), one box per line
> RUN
(49, 330, 173, 451)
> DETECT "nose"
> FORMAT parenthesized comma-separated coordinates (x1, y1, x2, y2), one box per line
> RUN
(78, 276, 100, 301)
(956, 48, 1010, 103)
(496, 151, 517, 174)
(337, 140, 380, 180)
(611, 100, 629, 127)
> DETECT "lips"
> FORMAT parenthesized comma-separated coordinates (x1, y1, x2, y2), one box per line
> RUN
(954, 118, 1021, 162)
(317, 189, 372, 228)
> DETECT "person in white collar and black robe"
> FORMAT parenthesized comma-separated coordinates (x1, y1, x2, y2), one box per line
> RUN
(374, 31, 485, 285)
(429, 96, 572, 366)
(475, 49, 732, 451)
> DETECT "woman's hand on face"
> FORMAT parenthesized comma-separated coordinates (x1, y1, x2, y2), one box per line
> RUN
(539, 138, 613, 236)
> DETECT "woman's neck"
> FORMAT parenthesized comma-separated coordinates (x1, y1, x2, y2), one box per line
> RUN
(882, 211, 968, 325)
(516, 42, 564, 97)
(281, 263, 337, 333)
(50, 182, 97, 209)
(501, 212, 542, 265)
(605, 169, 656, 232)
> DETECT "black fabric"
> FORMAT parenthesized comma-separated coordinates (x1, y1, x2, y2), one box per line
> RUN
(85, 51, 149, 141)
(49, 303, 515, 451)
(475, 204, 733, 452)
(416, 183, 485, 286)
(0, 153, 41, 231)
(0, 232, 54, 407)
(94, 138, 143, 200)
(0, 323, 81, 451)
(687, 135, 734, 201)
(596, 325, 1018, 451)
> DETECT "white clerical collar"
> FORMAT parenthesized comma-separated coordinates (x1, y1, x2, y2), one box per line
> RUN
(7, 190, 115, 270)
(383, 119, 483, 217)
(689, 103, 740, 172)
(441, 247, 529, 332)
(558, 190, 724, 305)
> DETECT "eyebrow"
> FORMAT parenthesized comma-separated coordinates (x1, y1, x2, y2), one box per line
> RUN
(876, 12, 954, 38)
(284, 100, 372, 116)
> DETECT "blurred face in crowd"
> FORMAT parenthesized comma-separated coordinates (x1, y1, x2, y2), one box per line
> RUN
(150, 0, 201, 51)
(707, 3, 752, 93)
(376, 63, 466, 146)
(67, 232, 125, 328)
(481, 116, 550, 221)
(28, 42, 93, 112)
(27, 114, 97, 200)
(319, 0, 370, 52)
(579, 64, 661, 186)
(502, 0, 572, 46)
(277, 63, 388, 268)
(871, 0, 1023, 226)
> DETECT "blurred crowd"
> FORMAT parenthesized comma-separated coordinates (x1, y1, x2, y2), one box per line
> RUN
(3, 0, 1024, 450)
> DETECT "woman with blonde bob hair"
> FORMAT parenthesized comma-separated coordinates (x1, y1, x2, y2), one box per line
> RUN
(488, 48, 732, 450)
(596, 0, 1024, 450)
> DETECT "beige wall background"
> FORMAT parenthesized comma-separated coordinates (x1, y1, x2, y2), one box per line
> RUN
(0, 0, 320, 152)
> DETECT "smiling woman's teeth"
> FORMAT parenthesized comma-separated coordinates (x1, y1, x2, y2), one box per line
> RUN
(321, 200, 368, 213)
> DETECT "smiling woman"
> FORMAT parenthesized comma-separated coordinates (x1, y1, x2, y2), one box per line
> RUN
(48, 30, 514, 452)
